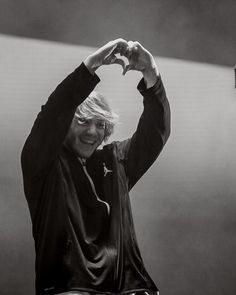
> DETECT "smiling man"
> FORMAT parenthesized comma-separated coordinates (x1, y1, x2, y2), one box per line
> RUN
(21, 39, 171, 295)
(64, 91, 117, 160)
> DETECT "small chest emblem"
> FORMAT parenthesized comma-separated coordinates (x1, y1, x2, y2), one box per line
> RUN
(103, 162, 113, 177)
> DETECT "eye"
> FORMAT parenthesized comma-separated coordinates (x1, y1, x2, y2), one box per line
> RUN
(96, 121, 106, 129)
(77, 118, 90, 126)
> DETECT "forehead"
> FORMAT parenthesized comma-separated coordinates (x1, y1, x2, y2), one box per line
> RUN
(74, 113, 106, 122)
(75, 95, 110, 118)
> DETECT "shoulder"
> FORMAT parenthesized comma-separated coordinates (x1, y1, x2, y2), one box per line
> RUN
(101, 139, 131, 162)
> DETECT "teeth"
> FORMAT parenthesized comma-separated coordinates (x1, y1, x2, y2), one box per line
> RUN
(81, 139, 95, 145)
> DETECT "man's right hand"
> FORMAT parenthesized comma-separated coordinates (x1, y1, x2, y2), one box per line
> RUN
(84, 38, 129, 74)
(123, 41, 159, 88)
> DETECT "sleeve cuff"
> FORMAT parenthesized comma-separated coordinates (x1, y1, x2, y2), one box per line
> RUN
(137, 75, 163, 97)
(70, 62, 101, 105)
(74, 62, 100, 85)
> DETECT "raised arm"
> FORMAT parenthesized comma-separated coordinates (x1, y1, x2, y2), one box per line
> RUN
(21, 39, 129, 177)
(121, 41, 171, 189)
(21, 63, 100, 177)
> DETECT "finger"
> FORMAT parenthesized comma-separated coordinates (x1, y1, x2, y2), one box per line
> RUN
(123, 64, 135, 75)
(131, 46, 139, 59)
(133, 41, 149, 55)
(103, 54, 116, 64)
(104, 39, 128, 60)
(122, 46, 132, 60)
(126, 46, 132, 59)
(113, 42, 129, 56)
(127, 41, 134, 58)
(127, 40, 134, 47)
(114, 46, 127, 57)
(127, 41, 140, 60)
(104, 44, 118, 60)
(127, 47, 139, 64)
(103, 55, 126, 70)
(112, 58, 126, 70)
(112, 38, 127, 45)
(128, 41, 138, 51)
(123, 64, 130, 75)
(133, 41, 141, 48)
(115, 38, 128, 50)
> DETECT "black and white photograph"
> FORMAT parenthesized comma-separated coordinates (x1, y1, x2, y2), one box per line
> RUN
(0, 1, 235, 295)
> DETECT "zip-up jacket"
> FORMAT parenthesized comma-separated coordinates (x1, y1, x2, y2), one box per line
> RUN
(21, 62, 171, 295)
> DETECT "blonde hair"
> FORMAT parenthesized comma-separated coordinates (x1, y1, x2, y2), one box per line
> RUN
(75, 91, 119, 142)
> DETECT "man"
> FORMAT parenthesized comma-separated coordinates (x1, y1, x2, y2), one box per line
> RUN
(21, 39, 171, 295)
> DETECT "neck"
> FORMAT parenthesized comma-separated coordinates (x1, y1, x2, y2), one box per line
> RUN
(78, 157, 86, 166)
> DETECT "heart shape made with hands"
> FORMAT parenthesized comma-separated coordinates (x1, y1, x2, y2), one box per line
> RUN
(113, 53, 130, 70)
(104, 43, 139, 75)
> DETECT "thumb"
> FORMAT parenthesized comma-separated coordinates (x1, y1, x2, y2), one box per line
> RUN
(103, 43, 118, 60)
(122, 64, 134, 75)
(112, 58, 126, 71)
(103, 55, 125, 70)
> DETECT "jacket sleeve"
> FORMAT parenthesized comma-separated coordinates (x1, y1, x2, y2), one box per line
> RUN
(21, 62, 100, 177)
(118, 76, 171, 191)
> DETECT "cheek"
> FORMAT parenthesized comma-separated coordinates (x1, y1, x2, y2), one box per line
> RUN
(98, 130, 105, 142)
(65, 126, 78, 146)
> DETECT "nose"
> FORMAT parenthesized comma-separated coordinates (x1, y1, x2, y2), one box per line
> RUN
(86, 122, 97, 135)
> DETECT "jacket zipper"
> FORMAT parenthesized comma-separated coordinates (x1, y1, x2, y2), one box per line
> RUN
(78, 158, 110, 215)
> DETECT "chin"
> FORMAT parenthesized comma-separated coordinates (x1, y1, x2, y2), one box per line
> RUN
(69, 140, 101, 159)
(78, 152, 92, 159)
(74, 147, 94, 159)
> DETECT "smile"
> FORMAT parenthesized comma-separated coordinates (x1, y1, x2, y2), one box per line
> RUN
(80, 138, 96, 145)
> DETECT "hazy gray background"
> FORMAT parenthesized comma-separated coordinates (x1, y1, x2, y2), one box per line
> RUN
(0, 1, 235, 295)
(0, 0, 235, 66)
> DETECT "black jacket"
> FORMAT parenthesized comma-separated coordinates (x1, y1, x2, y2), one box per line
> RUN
(21, 63, 171, 295)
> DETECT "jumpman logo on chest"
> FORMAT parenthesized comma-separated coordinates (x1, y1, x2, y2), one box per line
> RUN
(103, 162, 113, 177)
